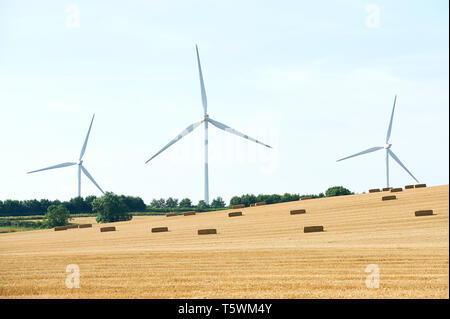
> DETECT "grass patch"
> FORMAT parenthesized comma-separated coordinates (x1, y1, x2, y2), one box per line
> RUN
(0, 226, 37, 233)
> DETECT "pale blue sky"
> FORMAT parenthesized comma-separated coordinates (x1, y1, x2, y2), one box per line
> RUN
(0, 0, 448, 203)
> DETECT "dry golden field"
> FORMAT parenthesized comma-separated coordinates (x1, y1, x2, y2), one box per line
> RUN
(0, 185, 448, 299)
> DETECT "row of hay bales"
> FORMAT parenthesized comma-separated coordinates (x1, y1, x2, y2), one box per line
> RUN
(369, 183, 427, 193)
(55, 224, 118, 232)
(288, 208, 324, 233)
(167, 181, 431, 234)
(376, 186, 436, 217)
(165, 211, 196, 217)
(161, 205, 324, 235)
(54, 224, 92, 231)
(149, 227, 217, 235)
(236, 197, 314, 209)
(56, 183, 434, 234)
(232, 196, 314, 209)
(234, 202, 267, 209)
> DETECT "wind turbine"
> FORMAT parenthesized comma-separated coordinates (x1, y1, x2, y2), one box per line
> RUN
(336, 95, 419, 187)
(145, 45, 272, 204)
(27, 114, 105, 197)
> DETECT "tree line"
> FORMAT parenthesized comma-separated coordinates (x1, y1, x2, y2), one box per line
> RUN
(230, 186, 353, 207)
(0, 195, 146, 217)
(149, 197, 226, 209)
(0, 186, 352, 217)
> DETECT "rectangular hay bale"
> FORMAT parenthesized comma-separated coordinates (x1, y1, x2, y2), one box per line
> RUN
(198, 229, 217, 235)
(183, 211, 196, 216)
(415, 210, 434, 217)
(100, 226, 116, 232)
(290, 209, 306, 215)
(78, 224, 92, 229)
(166, 213, 177, 217)
(301, 196, 312, 200)
(404, 185, 414, 189)
(369, 189, 381, 193)
(382, 195, 397, 201)
(390, 188, 403, 193)
(228, 212, 243, 217)
(382, 187, 392, 191)
(304, 226, 323, 233)
(54, 226, 67, 231)
(255, 201, 266, 206)
(232, 204, 245, 209)
(152, 227, 169, 233)
(415, 184, 427, 188)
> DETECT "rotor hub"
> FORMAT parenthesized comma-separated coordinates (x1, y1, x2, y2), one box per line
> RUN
(384, 143, 392, 149)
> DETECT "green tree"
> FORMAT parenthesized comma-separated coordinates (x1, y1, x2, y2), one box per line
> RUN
(67, 196, 89, 214)
(150, 199, 160, 208)
(179, 198, 192, 208)
(85, 195, 97, 212)
(325, 186, 353, 197)
(44, 204, 70, 227)
(165, 197, 179, 209)
(120, 195, 146, 212)
(151, 198, 166, 208)
(229, 196, 242, 206)
(240, 194, 257, 207)
(210, 197, 226, 208)
(196, 200, 209, 210)
(93, 192, 132, 223)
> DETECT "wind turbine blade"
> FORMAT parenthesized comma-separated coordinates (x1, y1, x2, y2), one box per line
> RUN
(80, 165, 105, 194)
(27, 162, 77, 174)
(336, 146, 383, 162)
(196, 45, 208, 115)
(386, 95, 397, 144)
(79, 114, 95, 161)
(145, 120, 204, 164)
(387, 149, 419, 183)
(208, 118, 272, 148)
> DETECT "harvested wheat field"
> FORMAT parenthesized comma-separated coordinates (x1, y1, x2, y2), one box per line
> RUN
(0, 185, 448, 299)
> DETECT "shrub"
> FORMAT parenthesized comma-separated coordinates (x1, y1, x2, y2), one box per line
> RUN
(93, 192, 132, 223)
(210, 197, 226, 208)
(44, 205, 70, 227)
(179, 198, 192, 208)
(325, 186, 353, 197)
(196, 200, 209, 210)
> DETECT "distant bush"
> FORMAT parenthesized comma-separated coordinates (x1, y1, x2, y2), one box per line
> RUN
(0, 219, 43, 228)
(325, 186, 353, 197)
(196, 200, 209, 210)
(229, 192, 324, 207)
(210, 197, 226, 209)
(179, 198, 192, 208)
(44, 205, 70, 228)
(93, 192, 132, 223)
(0, 194, 146, 217)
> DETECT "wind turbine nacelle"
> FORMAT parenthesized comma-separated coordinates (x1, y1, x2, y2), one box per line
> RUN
(384, 143, 392, 149)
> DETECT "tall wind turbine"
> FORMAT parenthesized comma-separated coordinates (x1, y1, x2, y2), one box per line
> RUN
(336, 95, 419, 187)
(27, 114, 105, 197)
(145, 45, 272, 204)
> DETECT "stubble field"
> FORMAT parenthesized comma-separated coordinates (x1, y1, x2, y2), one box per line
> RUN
(0, 185, 448, 298)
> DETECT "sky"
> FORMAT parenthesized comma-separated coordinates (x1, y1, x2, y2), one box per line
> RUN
(0, 0, 448, 204)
